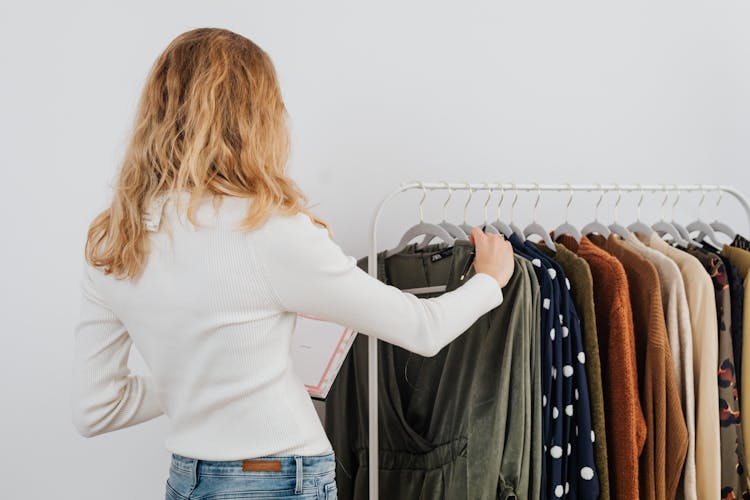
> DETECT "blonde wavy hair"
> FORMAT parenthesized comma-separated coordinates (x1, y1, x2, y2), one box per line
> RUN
(85, 27, 329, 280)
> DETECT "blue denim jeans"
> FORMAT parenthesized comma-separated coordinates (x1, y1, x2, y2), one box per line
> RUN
(165, 451, 338, 499)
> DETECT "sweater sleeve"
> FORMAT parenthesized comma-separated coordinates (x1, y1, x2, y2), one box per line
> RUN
(70, 257, 164, 437)
(252, 212, 504, 357)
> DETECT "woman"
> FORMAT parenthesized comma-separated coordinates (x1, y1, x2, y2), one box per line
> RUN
(70, 27, 514, 500)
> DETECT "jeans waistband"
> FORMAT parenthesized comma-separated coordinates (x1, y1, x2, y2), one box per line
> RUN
(170, 452, 336, 477)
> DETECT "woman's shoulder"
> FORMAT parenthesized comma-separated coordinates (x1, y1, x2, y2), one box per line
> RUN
(254, 209, 324, 237)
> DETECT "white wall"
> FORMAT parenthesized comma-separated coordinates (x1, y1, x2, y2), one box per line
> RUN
(2, 1, 749, 498)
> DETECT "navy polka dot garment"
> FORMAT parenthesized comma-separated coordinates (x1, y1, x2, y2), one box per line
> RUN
(509, 234, 599, 499)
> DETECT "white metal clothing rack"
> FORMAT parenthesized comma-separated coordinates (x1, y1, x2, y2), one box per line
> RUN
(365, 182, 750, 499)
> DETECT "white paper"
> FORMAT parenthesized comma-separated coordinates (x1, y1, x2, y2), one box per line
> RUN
(291, 313, 356, 399)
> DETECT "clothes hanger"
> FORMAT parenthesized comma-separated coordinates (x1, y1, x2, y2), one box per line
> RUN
(552, 183, 582, 243)
(626, 183, 655, 237)
(509, 182, 525, 239)
(458, 181, 476, 235)
(699, 186, 736, 241)
(481, 183, 501, 235)
(652, 186, 689, 246)
(491, 183, 515, 237)
(608, 184, 631, 239)
(523, 183, 556, 251)
(418, 181, 468, 248)
(580, 182, 611, 237)
(686, 185, 723, 248)
(667, 184, 693, 244)
(386, 181, 456, 258)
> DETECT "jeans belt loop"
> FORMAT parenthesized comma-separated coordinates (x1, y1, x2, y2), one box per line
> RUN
(295, 456, 304, 494)
(191, 458, 199, 489)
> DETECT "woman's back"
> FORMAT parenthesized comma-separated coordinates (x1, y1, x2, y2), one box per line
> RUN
(73, 192, 333, 459)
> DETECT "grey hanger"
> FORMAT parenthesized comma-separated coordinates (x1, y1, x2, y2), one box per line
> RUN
(552, 183, 582, 243)
(509, 182, 525, 239)
(626, 183, 655, 237)
(651, 186, 689, 246)
(580, 183, 611, 237)
(523, 183, 556, 251)
(481, 183, 501, 234)
(686, 185, 723, 247)
(608, 184, 631, 240)
(419, 181, 468, 248)
(386, 182, 456, 258)
(701, 187, 736, 241)
(458, 181, 476, 235)
(491, 183, 515, 237)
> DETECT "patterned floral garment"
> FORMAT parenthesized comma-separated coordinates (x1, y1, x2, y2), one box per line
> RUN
(687, 245, 749, 500)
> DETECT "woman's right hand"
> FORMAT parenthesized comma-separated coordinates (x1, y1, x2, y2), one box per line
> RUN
(469, 227, 515, 288)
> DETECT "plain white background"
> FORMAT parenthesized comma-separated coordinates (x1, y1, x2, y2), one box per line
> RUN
(2, 1, 750, 498)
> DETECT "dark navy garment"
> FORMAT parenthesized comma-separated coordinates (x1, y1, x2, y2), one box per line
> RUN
(509, 234, 599, 499)
(732, 234, 750, 252)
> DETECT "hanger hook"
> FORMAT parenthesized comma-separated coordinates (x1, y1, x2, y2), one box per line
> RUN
(463, 181, 473, 225)
(533, 182, 541, 222)
(660, 185, 669, 221)
(417, 181, 427, 222)
(441, 180, 451, 222)
(613, 183, 622, 223)
(636, 182, 645, 221)
(511, 181, 519, 224)
(671, 183, 680, 221)
(483, 182, 493, 224)
(565, 182, 574, 223)
(698, 184, 706, 221)
(714, 185, 724, 223)
(593, 182, 604, 222)
(495, 182, 505, 221)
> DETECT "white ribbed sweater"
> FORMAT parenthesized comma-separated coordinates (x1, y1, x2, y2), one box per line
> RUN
(70, 192, 504, 460)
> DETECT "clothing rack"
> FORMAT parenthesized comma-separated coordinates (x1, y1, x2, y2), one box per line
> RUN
(365, 182, 750, 500)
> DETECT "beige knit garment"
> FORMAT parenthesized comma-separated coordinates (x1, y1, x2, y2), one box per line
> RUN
(645, 234, 720, 500)
(629, 233, 696, 500)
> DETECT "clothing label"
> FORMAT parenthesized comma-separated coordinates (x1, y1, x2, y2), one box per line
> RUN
(291, 314, 356, 399)
(431, 247, 454, 262)
(242, 460, 282, 472)
(143, 193, 169, 232)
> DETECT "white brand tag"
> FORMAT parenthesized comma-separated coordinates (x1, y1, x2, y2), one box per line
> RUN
(143, 193, 169, 232)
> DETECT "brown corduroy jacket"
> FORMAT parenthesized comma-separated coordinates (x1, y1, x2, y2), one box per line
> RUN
(590, 234, 688, 500)
(558, 235, 646, 500)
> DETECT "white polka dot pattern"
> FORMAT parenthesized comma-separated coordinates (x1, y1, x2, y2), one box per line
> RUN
(581, 467, 594, 480)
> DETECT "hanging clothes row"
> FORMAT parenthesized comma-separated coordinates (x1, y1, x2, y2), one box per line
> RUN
(324, 183, 750, 500)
